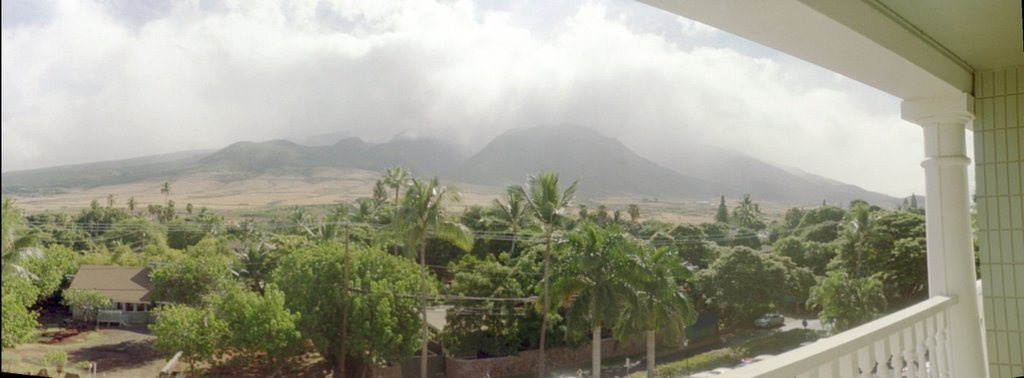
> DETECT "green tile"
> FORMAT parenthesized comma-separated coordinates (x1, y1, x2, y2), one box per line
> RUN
(982, 71, 994, 98)
(1008, 69, 1019, 95)
(995, 70, 1006, 96)
(1004, 266, 1018, 297)
(1008, 95, 1020, 128)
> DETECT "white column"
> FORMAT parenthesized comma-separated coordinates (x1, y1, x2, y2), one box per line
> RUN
(901, 93, 987, 377)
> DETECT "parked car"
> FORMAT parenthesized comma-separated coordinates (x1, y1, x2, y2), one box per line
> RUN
(754, 313, 785, 328)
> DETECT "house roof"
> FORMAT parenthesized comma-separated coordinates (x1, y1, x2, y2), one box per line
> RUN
(68, 265, 153, 303)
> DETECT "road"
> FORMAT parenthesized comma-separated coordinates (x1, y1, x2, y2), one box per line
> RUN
(780, 314, 824, 332)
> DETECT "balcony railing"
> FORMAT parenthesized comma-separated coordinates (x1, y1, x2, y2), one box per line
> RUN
(720, 295, 957, 378)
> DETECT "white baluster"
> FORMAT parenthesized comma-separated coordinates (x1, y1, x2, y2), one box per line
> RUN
(916, 320, 927, 377)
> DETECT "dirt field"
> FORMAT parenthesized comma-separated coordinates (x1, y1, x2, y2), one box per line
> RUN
(1, 325, 167, 377)
(6, 170, 792, 224)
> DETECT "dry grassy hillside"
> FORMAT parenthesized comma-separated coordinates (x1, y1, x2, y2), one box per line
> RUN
(7, 168, 797, 224)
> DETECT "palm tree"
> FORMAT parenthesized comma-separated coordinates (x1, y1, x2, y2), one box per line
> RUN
(552, 223, 632, 378)
(731, 193, 764, 230)
(383, 166, 411, 204)
(160, 181, 171, 202)
(614, 245, 697, 378)
(844, 202, 874, 276)
(397, 178, 474, 378)
(2, 198, 41, 278)
(492, 187, 528, 255)
(233, 239, 277, 294)
(510, 172, 577, 378)
(628, 204, 640, 224)
(127, 197, 137, 216)
(372, 180, 389, 207)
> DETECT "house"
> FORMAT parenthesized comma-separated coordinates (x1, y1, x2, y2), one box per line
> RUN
(68, 265, 156, 324)
(638, 1, 1023, 377)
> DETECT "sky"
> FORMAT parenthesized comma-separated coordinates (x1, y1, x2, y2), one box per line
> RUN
(1, 0, 943, 197)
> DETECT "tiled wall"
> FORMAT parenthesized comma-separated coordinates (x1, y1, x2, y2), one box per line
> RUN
(974, 65, 1024, 377)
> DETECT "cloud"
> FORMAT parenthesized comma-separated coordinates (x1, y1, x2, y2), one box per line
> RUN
(1, 0, 928, 196)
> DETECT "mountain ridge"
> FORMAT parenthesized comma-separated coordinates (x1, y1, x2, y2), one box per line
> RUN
(2, 127, 898, 206)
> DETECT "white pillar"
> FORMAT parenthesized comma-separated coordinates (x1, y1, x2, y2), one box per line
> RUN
(901, 93, 987, 378)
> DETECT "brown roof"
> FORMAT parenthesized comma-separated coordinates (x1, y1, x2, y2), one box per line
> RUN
(68, 265, 153, 303)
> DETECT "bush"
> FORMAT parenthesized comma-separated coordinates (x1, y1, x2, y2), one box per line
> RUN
(2, 278, 40, 347)
(44, 350, 68, 371)
(651, 347, 743, 377)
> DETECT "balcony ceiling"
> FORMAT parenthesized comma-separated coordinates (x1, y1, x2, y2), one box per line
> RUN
(874, 0, 1022, 72)
(638, 0, 1024, 100)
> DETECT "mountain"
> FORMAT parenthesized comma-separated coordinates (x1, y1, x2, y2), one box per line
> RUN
(2, 126, 898, 206)
(454, 126, 723, 199)
(0, 150, 212, 193)
(199, 137, 464, 176)
(1, 137, 464, 193)
(654, 146, 898, 205)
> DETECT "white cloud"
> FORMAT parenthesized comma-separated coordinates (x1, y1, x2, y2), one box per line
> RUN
(1, 0, 926, 196)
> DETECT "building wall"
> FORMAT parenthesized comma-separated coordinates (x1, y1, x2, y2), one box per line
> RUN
(974, 65, 1024, 377)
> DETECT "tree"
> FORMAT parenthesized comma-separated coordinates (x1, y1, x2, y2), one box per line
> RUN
(614, 244, 696, 378)
(442, 253, 531, 357)
(715, 196, 729, 224)
(2, 278, 39, 347)
(166, 219, 206, 249)
(696, 247, 789, 326)
(509, 172, 577, 378)
(627, 204, 641, 224)
(127, 196, 137, 216)
(61, 289, 112, 323)
(595, 205, 609, 225)
(372, 180, 389, 207)
(807, 271, 886, 332)
(909, 193, 918, 209)
(210, 284, 301, 365)
(23, 245, 78, 299)
(396, 177, 474, 378)
(103, 218, 169, 251)
(2, 198, 41, 278)
(551, 223, 635, 377)
(731, 194, 766, 231)
(383, 166, 411, 204)
(492, 187, 529, 256)
(150, 304, 227, 370)
(150, 253, 234, 306)
(831, 208, 927, 299)
(233, 240, 279, 294)
(669, 224, 718, 269)
(160, 181, 172, 201)
(773, 235, 837, 276)
(274, 244, 433, 377)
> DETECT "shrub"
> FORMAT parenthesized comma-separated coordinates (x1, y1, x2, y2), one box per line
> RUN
(44, 350, 68, 372)
(651, 347, 743, 377)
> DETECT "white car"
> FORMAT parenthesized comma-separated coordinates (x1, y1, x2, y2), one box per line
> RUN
(754, 313, 785, 328)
